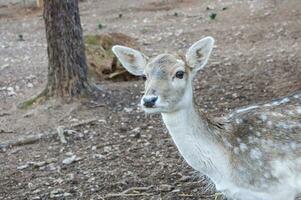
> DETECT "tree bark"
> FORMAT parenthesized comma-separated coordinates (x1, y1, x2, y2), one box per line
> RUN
(43, 0, 91, 98)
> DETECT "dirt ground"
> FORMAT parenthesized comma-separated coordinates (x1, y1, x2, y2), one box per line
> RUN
(0, 0, 301, 199)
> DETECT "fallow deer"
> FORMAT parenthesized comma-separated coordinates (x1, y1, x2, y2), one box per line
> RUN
(112, 37, 301, 200)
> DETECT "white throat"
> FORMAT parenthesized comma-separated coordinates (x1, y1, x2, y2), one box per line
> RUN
(161, 92, 229, 182)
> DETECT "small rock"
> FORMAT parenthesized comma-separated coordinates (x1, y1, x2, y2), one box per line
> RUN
(171, 188, 180, 193)
(31, 161, 46, 168)
(17, 164, 29, 170)
(103, 146, 112, 152)
(62, 155, 77, 165)
(124, 107, 133, 112)
(133, 132, 141, 139)
(0, 64, 9, 71)
(27, 83, 34, 88)
(206, 5, 214, 10)
(159, 184, 174, 192)
(17, 34, 25, 41)
(7, 87, 16, 96)
(93, 154, 104, 159)
(65, 152, 74, 156)
(63, 192, 72, 197)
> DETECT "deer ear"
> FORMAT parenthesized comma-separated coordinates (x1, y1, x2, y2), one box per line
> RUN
(112, 45, 148, 76)
(185, 36, 214, 71)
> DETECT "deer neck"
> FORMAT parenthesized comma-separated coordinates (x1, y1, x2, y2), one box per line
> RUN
(161, 92, 229, 181)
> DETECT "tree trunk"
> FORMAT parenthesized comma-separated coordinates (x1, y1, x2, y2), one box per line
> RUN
(43, 0, 91, 98)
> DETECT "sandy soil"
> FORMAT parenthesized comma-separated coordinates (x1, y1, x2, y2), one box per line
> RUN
(0, 0, 300, 199)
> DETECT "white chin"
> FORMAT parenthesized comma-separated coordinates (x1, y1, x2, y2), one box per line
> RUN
(142, 107, 163, 114)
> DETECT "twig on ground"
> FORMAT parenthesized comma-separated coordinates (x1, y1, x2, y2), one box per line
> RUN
(70, 118, 98, 128)
(0, 112, 10, 117)
(104, 186, 153, 199)
(104, 193, 153, 198)
(204, 192, 224, 200)
(0, 129, 13, 134)
(57, 126, 67, 144)
(58, 106, 77, 122)
(0, 132, 55, 150)
(178, 194, 195, 197)
(108, 69, 127, 79)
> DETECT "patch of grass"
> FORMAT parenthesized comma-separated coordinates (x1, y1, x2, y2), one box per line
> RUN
(209, 12, 217, 20)
(84, 35, 99, 46)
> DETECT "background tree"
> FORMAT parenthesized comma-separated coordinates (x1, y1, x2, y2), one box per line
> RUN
(21, 0, 94, 107)
(43, 0, 93, 98)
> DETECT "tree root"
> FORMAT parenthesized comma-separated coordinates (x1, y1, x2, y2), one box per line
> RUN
(17, 82, 102, 110)
(18, 89, 48, 109)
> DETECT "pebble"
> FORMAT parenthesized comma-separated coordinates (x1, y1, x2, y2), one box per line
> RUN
(17, 164, 29, 170)
(27, 83, 34, 88)
(124, 107, 133, 112)
(62, 155, 77, 165)
(7, 87, 16, 96)
(159, 184, 173, 192)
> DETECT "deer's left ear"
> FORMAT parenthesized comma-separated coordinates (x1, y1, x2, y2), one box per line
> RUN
(185, 36, 214, 71)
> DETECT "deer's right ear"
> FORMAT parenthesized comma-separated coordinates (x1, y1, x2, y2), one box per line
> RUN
(112, 45, 148, 76)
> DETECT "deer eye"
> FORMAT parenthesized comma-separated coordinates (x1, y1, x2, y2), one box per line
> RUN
(142, 75, 147, 80)
(175, 71, 185, 79)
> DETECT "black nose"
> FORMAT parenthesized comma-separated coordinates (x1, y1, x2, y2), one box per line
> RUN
(143, 96, 158, 108)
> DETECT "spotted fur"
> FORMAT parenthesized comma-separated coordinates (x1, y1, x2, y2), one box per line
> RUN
(112, 37, 301, 200)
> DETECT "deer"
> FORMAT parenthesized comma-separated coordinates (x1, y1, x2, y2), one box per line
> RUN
(112, 37, 301, 200)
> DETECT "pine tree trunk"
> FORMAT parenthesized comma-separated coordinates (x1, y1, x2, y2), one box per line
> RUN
(43, 0, 91, 98)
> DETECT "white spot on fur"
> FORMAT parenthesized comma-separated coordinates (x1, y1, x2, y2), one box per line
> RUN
(271, 112, 283, 117)
(290, 142, 297, 150)
(271, 97, 290, 106)
(263, 172, 271, 179)
(293, 94, 300, 99)
(235, 105, 259, 113)
(297, 107, 301, 114)
(276, 121, 301, 130)
(223, 137, 233, 148)
(250, 148, 262, 160)
(234, 147, 240, 155)
(260, 114, 268, 121)
(235, 118, 242, 124)
(239, 143, 248, 152)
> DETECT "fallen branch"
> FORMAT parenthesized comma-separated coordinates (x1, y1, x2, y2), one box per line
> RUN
(0, 132, 55, 150)
(0, 112, 10, 117)
(0, 129, 13, 134)
(108, 69, 127, 79)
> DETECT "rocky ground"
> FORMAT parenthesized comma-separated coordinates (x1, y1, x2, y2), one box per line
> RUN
(0, 0, 300, 199)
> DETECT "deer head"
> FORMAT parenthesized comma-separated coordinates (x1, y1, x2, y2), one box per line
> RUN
(112, 36, 214, 113)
